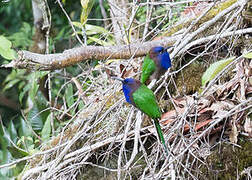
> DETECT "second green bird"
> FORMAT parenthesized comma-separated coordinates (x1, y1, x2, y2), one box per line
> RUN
(113, 77, 169, 156)
(141, 46, 172, 84)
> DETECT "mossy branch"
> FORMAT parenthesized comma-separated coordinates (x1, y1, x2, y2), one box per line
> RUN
(162, 0, 238, 37)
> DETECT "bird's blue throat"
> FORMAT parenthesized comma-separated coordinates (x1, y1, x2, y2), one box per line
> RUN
(159, 52, 171, 70)
(122, 84, 132, 104)
(122, 78, 135, 104)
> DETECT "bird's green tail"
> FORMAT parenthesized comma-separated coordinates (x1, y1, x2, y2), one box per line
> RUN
(154, 119, 169, 156)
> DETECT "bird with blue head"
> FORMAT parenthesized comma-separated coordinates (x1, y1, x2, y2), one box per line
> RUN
(141, 46, 172, 84)
(112, 77, 169, 156)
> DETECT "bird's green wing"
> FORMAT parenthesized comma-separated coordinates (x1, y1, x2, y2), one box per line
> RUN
(132, 85, 161, 119)
(140, 55, 156, 84)
(133, 85, 169, 156)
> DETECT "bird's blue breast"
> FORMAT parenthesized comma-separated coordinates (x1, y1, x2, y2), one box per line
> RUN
(160, 52, 171, 70)
(122, 84, 132, 104)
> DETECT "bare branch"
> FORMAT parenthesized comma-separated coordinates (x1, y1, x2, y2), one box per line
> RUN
(2, 38, 176, 70)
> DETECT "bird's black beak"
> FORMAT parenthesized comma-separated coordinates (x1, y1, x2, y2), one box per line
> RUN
(164, 46, 173, 51)
(111, 76, 124, 82)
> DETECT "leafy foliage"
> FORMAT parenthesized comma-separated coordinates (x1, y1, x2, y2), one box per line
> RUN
(80, 0, 95, 25)
(0, 36, 17, 60)
(8, 22, 33, 49)
(243, 52, 252, 59)
(72, 22, 115, 45)
(201, 57, 235, 86)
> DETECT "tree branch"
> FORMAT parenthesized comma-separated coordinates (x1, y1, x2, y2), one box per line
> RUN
(2, 37, 176, 71)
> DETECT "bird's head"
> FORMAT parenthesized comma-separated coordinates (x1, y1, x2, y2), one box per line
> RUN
(151, 46, 165, 54)
(150, 46, 172, 70)
(150, 46, 172, 54)
(112, 77, 138, 85)
(122, 78, 136, 85)
(112, 77, 141, 104)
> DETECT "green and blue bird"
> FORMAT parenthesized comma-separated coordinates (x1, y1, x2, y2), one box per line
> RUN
(113, 77, 169, 156)
(141, 46, 172, 84)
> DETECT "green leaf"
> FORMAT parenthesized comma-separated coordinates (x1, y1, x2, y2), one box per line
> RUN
(18, 81, 26, 90)
(0, 149, 13, 177)
(0, 35, 12, 49)
(80, 0, 95, 25)
(0, 35, 17, 60)
(7, 120, 18, 144)
(19, 71, 48, 103)
(35, 90, 48, 109)
(0, 149, 11, 165)
(4, 69, 25, 84)
(26, 90, 50, 132)
(3, 69, 17, 83)
(243, 52, 252, 59)
(17, 136, 34, 151)
(18, 117, 32, 137)
(72, 22, 112, 39)
(88, 36, 114, 46)
(0, 47, 16, 59)
(29, 72, 40, 102)
(72, 21, 83, 29)
(3, 69, 27, 93)
(19, 83, 31, 103)
(3, 79, 20, 91)
(85, 24, 109, 35)
(202, 57, 236, 86)
(0, 123, 11, 148)
(41, 114, 51, 141)
(7, 145, 29, 159)
(8, 22, 32, 48)
(27, 101, 44, 131)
